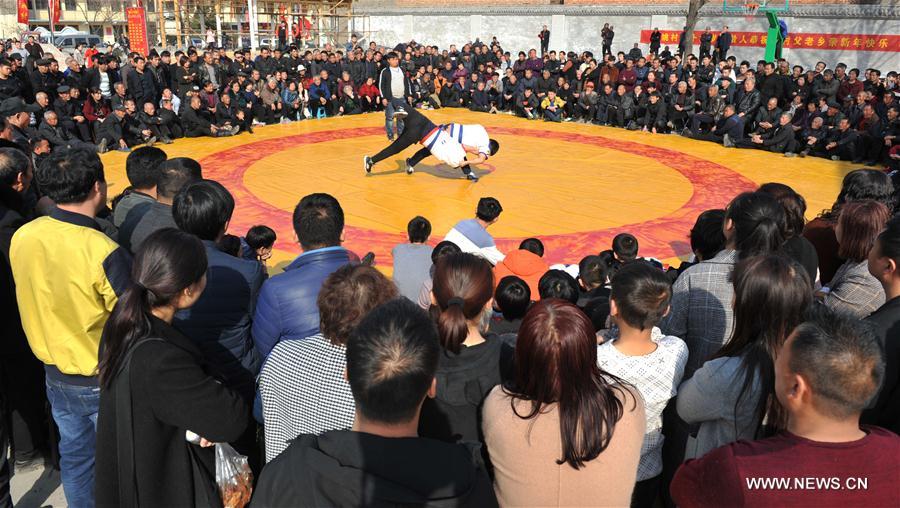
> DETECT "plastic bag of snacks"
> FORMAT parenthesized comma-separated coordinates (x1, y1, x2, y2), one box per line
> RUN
(215, 443, 253, 508)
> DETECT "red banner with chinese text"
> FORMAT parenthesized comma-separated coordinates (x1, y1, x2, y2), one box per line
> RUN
(640, 30, 899, 52)
(49, 0, 60, 25)
(17, 0, 29, 24)
(126, 7, 150, 57)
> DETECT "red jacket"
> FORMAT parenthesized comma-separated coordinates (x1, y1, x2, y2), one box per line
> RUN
(83, 99, 110, 122)
(493, 249, 549, 299)
(358, 83, 380, 99)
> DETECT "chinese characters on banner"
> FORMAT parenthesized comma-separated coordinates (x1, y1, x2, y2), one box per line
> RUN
(126, 7, 150, 57)
(17, 0, 28, 24)
(639, 30, 900, 52)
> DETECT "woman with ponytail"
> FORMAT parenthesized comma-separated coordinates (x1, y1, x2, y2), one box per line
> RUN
(418, 252, 514, 452)
(483, 299, 645, 506)
(663, 191, 786, 379)
(817, 200, 889, 318)
(96, 228, 248, 508)
(677, 254, 811, 460)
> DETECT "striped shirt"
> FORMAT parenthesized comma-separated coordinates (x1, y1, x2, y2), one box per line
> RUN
(258, 334, 355, 462)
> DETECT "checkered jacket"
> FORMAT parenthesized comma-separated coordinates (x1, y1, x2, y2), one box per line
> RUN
(660, 249, 739, 379)
(258, 334, 355, 462)
(822, 259, 886, 319)
(597, 328, 688, 480)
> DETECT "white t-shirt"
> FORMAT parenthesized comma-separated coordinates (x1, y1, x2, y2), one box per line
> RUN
(445, 123, 491, 157)
(597, 327, 688, 481)
(422, 128, 466, 168)
(389, 66, 405, 99)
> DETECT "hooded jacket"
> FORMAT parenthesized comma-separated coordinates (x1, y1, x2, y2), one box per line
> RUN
(493, 249, 549, 297)
(252, 430, 499, 508)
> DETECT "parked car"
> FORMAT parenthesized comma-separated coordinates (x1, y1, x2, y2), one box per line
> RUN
(56, 33, 106, 51)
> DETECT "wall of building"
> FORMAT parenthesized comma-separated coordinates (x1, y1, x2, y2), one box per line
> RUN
(356, 3, 899, 70)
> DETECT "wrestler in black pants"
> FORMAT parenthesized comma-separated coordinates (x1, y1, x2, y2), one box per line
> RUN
(370, 107, 436, 165)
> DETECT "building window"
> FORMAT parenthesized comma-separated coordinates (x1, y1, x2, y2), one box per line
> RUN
(29, 0, 50, 10)
(64, 0, 76, 11)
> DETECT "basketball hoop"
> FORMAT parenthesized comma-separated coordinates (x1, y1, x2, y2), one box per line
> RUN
(744, 0, 761, 20)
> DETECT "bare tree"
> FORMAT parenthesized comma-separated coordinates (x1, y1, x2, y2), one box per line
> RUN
(74, 0, 125, 37)
(683, 0, 712, 56)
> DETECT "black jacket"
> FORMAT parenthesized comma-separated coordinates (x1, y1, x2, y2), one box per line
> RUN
(862, 296, 900, 434)
(735, 88, 761, 118)
(378, 66, 412, 100)
(252, 430, 499, 508)
(182, 106, 213, 137)
(81, 67, 116, 92)
(95, 317, 248, 508)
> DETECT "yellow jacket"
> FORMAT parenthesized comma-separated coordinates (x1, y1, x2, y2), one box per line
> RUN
(11, 209, 130, 378)
(541, 96, 565, 110)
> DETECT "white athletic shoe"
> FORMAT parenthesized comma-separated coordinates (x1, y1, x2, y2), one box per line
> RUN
(364, 156, 374, 174)
(405, 158, 415, 175)
(392, 106, 408, 119)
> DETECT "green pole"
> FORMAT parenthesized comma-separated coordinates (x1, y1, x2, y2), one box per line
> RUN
(764, 11, 784, 62)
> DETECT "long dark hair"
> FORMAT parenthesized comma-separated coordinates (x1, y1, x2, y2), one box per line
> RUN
(758, 182, 807, 240)
(819, 169, 894, 221)
(430, 253, 494, 354)
(507, 299, 635, 469)
(726, 192, 785, 259)
(714, 255, 811, 437)
(98, 228, 207, 388)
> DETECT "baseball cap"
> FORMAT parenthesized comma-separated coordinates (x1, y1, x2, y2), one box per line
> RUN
(0, 97, 40, 117)
(112, 103, 126, 111)
(57, 85, 71, 94)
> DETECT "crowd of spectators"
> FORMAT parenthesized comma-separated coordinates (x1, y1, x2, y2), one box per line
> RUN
(1, 31, 898, 165)
(0, 28, 898, 508)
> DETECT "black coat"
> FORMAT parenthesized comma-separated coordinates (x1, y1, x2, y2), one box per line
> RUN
(863, 296, 900, 434)
(252, 430, 498, 508)
(95, 316, 249, 508)
(81, 68, 116, 91)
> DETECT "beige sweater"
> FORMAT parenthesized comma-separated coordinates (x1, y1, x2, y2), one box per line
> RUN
(482, 385, 645, 507)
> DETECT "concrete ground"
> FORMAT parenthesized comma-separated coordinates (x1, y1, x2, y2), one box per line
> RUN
(10, 458, 66, 508)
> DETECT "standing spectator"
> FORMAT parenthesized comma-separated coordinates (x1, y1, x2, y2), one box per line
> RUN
(539, 25, 551, 56)
(253, 298, 499, 507)
(252, 193, 354, 359)
(818, 200, 889, 318)
(444, 197, 505, 265)
(118, 158, 199, 253)
(864, 216, 900, 433)
(418, 253, 513, 452)
(0, 148, 48, 473)
(112, 146, 167, 228)
(484, 299, 645, 506)
(10, 149, 130, 508)
(649, 28, 662, 56)
(601, 24, 615, 57)
(715, 26, 732, 61)
(172, 180, 266, 402)
(672, 309, 900, 507)
(258, 265, 397, 462)
(677, 255, 811, 460)
(597, 263, 688, 508)
(392, 216, 434, 302)
(803, 169, 894, 285)
(95, 229, 248, 507)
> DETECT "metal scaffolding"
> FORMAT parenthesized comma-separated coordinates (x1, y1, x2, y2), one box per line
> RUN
(149, 0, 371, 50)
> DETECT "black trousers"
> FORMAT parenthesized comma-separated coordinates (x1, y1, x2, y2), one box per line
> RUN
(631, 475, 661, 508)
(371, 107, 435, 165)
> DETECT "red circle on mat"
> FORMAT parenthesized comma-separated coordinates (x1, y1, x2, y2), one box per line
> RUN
(200, 126, 756, 265)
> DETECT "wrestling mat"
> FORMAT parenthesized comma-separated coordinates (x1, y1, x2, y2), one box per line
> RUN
(101, 109, 859, 273)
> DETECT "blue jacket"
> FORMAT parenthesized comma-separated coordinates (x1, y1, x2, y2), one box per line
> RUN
(308, 81, 330, 102)
(252, 247, 353, 360)
(175, 241, 265, 400)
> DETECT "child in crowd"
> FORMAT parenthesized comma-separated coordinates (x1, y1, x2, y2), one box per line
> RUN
(218, 234, 243, 258)
(597, 262, 688, 508)
(613, 232, 663, 270)
(392, 216, 434, 302)
(538, 269, 580, 304)
(577, 254, 612, 331)
(242, 225, 276, 265)
(489, 275, 531, 336)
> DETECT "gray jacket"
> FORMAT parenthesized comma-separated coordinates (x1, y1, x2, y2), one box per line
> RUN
(676, 355, 762, 460)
